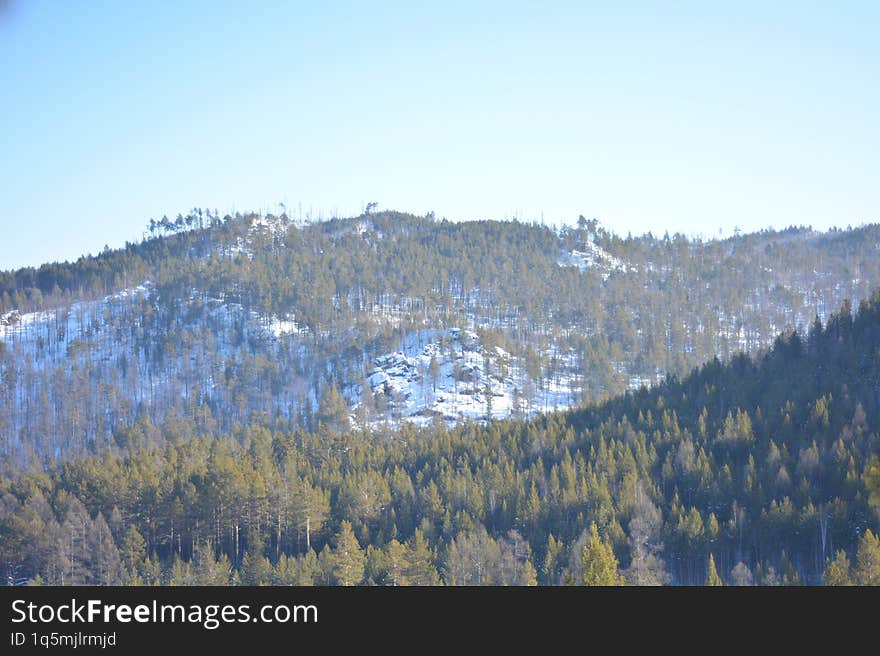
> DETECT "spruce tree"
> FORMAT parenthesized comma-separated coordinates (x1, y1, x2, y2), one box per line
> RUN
(582, 523, 623, 586)
(240, 548, 272, 585)
(853, 529, 880, 586)
(706, 554, 723, 586)
(404, 530, 440, 586)
(822, 550, 853, 586)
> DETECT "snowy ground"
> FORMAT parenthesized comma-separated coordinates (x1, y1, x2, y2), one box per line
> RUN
(557, 241, 630, 279)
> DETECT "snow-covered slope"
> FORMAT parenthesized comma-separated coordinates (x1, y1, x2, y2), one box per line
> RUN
(0, 282, 152, 363)
(356, 327, 581, 427)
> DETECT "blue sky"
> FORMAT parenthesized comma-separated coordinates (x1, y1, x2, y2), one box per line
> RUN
(1, 1, 878, 270)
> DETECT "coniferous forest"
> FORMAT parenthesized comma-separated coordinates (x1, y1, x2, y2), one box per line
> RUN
(1, 213, 879, 586)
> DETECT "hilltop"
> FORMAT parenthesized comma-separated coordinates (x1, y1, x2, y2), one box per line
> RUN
(2, 211, 880, 465)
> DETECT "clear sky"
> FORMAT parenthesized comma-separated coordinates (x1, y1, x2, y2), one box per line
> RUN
(1, 1, 878, 270)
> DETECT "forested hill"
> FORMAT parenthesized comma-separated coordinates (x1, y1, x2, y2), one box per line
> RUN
(1, 290, 878, 586)
(2, 210, 880, 466)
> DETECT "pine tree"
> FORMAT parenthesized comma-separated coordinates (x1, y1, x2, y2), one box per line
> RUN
(543, 534, 564, 585)
(168, 556, 193, 586)
(140, 556, 162, 585)
(519, 559, 538, 586)
(120, 525, 147, 583)
(291, 478, 330, 552)
(317, 386, 350, 434)
(865, 457, 880, 518)
(296, 549, 321, 585)
(386, 539, 407, 586)
(332, 521, 365, 586)
(706, 554, 723, 586)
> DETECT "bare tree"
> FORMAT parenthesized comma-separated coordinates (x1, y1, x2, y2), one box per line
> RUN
(625, 482, 669, 585)
(730, 561, 754, 586)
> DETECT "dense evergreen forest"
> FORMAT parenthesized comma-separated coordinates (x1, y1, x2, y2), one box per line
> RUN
(2, 211, 880, 466)
(2, 291, 879, 585)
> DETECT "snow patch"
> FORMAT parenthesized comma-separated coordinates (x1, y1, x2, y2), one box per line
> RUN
(557, 241, 629, 279)
(353, 327, 582, 428)
(268, 317, 305, 337)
